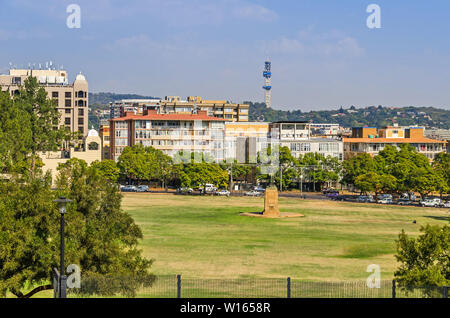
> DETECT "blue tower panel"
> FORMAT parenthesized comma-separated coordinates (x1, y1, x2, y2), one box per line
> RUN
(263, 71, 271, 78)
(262, 86, 272, 90)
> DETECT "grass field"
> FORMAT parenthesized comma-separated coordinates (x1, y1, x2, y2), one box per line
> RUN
(123, 193, 449, 281)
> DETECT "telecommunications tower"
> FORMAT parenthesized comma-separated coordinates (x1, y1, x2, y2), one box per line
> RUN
(262, 59, 272, 108)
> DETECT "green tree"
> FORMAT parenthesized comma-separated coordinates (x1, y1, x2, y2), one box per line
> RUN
(0, 91, 31, 172)
(180, 162, 228, 190)
(342, 153, 377, 187)
(0, 159, 155, 298)
(394, 225, 449, 295)
(355, 172, 397, 201)
(433, 153, 450, 197)
(89, 159, 120, 183)
(118, 144, 173, 187)
(15, 77, 69, 176)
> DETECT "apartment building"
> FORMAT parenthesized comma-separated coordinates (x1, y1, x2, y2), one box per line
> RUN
(269, 122, 344, 160)
(0, 68, 88, 135)
(425, 129, 450, 153)
(224, 122, 270, 163)
(110, 96, 249, 122)
(110, 109, 227, 161)
(99, 125, 111, 160)
(344, 126, 447, 160)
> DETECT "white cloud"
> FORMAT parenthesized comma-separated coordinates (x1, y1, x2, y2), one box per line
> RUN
(233, 4, 278, 22)
(268, 28, 364, 58)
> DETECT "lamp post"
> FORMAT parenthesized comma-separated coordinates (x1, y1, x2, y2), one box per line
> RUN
(53, 196, 72, 298)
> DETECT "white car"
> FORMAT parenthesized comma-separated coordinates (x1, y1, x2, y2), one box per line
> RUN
(245, 190, 262, 197)
(420, 198, 441, 207)
(378, 198, 393, 204)
(215, 190, 230, 197)
(440, 201, 450, 208)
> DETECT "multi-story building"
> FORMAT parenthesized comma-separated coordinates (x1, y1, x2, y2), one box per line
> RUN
(425, 129, 450, 153)
(224, 122, 270, 163)
(110, 96, 249, 122)
(110, 109, 227, 162)
(0, 68, 88, 135)
(99, 125, 111, 160)
(269, 122, 344, 160)
(344, 126, 447, 160)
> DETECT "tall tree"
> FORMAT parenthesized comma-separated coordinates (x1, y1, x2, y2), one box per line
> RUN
(395, 225, 449, 296)
(14, 77, 68, 175)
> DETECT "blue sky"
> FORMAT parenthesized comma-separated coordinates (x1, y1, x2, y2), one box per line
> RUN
(1, 0, 449, 111)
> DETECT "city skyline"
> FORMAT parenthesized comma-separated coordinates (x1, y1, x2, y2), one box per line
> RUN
(1, 0, 450, 111)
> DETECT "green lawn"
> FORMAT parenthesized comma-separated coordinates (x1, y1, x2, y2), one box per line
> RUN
(123, 193, 449, 281)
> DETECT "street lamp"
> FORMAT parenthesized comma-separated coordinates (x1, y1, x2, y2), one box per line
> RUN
(53, 196, 72, 298)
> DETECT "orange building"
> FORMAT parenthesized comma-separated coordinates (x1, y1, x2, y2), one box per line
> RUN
(344, 126, 446, 160)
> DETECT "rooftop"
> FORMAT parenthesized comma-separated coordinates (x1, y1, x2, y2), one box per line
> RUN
(343, 137, 446, 144)
(111, 111, 227, 122)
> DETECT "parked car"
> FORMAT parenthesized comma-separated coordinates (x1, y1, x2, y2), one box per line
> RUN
(401, 192, 417, 201)
(254, 186, 266, 193)
(215, 190, 230, 197)
(121, 185, 137, 192)
(136, 185, 149, 192)
(245, 190, 262, 197)
(397, 198, 415, 206)
(377, 194, 392, 201)
(177, 187, 194, 194)
(326, 191, 339, 198)
(332, 195, 354, 202)
(357, 195, 374, 203)
(440, 201, 450, 208)
(201, 183, 217, 194)
(322, 188, 336, 194)
(420, 198, 441, 207)
(378, 198, 393, 204)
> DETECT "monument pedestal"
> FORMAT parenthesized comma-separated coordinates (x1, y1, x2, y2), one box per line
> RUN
(262, 186, 280, 218)
(240, 186, 304, 219)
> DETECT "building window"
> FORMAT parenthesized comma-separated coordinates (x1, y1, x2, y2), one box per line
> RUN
(78, 127, 84, 135)
(88, 142, 99, 150)
(65, 109, 71, 114)
(65, 118, 71, 125)
(65, 99, 71, 107)
(52, 92, 59, 98)
(78, 118, 84, 125)
(78, 109, 84, 116)
(65, 92, 72, 98)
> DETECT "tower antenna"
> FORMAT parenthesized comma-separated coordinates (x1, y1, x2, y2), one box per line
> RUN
(262, 58, 272, 108)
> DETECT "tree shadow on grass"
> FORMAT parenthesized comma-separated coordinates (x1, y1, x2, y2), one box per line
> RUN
(423, 215, 449, 222)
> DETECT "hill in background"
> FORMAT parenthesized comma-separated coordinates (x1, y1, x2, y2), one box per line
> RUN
(87, 92, 450, 129)
(248, 102, 450, 129)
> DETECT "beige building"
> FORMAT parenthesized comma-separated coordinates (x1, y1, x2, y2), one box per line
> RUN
(110, 109, 227, 161)
(0, 68, 89, 135)
(40, 128, 102, 181)
(344, 126, 447, 161)
(110, 96, 249, 122)
(99, 125, 111, 160)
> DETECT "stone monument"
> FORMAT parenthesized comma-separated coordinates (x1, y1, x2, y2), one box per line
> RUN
(262, 186, 280, 217)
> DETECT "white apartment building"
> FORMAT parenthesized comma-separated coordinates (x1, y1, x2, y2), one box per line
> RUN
(269, 122, 344, 160)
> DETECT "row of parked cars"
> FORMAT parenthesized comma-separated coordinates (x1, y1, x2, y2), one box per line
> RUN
(356, 194, 450, 207)
(120, 185, 149, 192)
(177, 185, 266, 197)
